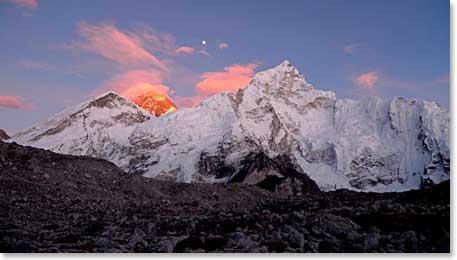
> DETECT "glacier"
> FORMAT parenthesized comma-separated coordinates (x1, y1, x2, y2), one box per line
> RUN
(9, 61, 450, 192)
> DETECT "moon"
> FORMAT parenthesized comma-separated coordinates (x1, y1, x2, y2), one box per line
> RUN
(201, 40, 206, 45)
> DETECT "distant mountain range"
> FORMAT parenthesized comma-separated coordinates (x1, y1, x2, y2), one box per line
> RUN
(9, 61, 450, 192)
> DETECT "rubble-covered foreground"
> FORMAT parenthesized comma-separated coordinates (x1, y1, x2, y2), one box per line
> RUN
(0, 141, 449, 253)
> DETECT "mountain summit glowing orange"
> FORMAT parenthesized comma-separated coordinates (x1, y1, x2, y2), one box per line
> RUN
(133, 91, 177, 116)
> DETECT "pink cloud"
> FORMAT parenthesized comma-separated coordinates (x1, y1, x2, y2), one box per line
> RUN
(344, 44, 360, 54)
(9, 0, 37, 9)
(174, 96, 205, 108)
(0, 95, 28, 109)
(199, 48, 210, 56)
(196, 63, 258, 96)
(176, 46, 195, 55)
(69, 22, 258, 110)
(76, 22, 168, 71)
(218, 42, 229, 49)
(133, 24, 178, 56)
(74, 22, 208, 105)
(172, 63, 258, 108)
(97, 70, 171, 100)
(435, 74, 450, 84)
(19, 60, 54, 70)
(353, 71, 380, 88)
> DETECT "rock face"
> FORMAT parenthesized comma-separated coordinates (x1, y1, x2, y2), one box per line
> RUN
(227, 153, 321, 195)
(0, 141, 450, 253)
(0, 129, 9, 140)
(9, 61, 450, 192)
(133, 91, 177, 116)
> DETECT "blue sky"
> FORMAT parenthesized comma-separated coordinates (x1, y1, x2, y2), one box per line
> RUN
(0, 0, 450, 133)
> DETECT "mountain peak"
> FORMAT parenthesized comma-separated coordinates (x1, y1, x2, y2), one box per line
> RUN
(9, 89, 151, 147)
(0, 129, 9, 140)
(87, 91, 133, 110)
(280, 59, 291, 65)
(253, 60, 303, 81)
(93, 91, 125, 102)
(92, 91, 176, 117)
(94, 91, 123, 100)
(273, 59, 298, 73)
(248, 60, 315, 95)
(133, 91, 177, 116)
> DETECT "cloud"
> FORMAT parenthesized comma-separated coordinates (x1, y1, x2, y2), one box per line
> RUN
(435, 74, 450, 84)
(76, 21, 168, 71)
(97, 70, 171, 100)
(353, 71, 380, 88)
(196, 63, 258, 96)
(350, 72, 424, 97)
(9, 0, 37, 9)
(218, 42, 229, 49)
(172, 63, 258, 108)
(0, 95, 28, 109)
(344, 44, 360, 54)
(133, 23, 178, 57)
(199, 48, 210, 56)
(74, 22, 208, 104)
(174, 95, 205, 108)
(18, 60, 54, 71)
(70, 21, 257, 109)
(176, 46, 195, 55)
(165, 61, 201, 91)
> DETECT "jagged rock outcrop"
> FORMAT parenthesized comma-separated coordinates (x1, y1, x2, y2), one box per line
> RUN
(228, 153, 321, 195)
(0, 129, 9, 140)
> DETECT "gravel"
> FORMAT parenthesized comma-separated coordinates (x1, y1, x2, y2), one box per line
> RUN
(0, 141, 450, 253)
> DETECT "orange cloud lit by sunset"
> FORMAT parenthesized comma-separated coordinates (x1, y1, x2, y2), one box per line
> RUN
(74, 21, 259, 111)
(10, 0, 37, 9)
(176, 46, 195, 55)
(0, 95, 28, 109)
(218, 42, 229, 49)
(353, 71, 379, 88)
(196, 63, 258, 96)
(76, 22, 168, 71)
(100, 70, 171, 100)
(173, 63, 258, 108)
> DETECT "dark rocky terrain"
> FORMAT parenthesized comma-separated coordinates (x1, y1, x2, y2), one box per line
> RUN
(0, 141, 450, 253)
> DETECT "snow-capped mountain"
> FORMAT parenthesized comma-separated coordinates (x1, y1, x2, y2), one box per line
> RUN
(10, 92, 152, 167)
(10, 61, 450, 192)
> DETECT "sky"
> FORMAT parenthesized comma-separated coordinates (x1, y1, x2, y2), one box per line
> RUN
(0, 0, 450, 134)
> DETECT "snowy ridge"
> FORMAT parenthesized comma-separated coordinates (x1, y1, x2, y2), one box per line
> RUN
(11, 92, 152, 167)
(10, 61, 450, 192)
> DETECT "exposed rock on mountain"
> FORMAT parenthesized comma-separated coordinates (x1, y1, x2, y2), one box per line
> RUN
(133, 91, 177, 116)
(227, 153, 321, 195)
(0, 129, 9, 140)
(9, 61, 450, 192)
